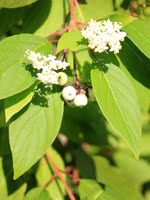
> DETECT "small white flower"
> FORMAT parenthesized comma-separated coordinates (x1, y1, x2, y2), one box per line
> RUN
(74, 94, 88, 107)
(81, 19, 127, 54)
(62, 86, 76, 101)
(25, 50, 69, 85)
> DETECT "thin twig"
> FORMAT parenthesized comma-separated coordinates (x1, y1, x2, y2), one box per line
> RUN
(74, 0, 85, 22)
(45, 26, 70, 39)
(62, 12, 70, 27)
(75, 21, 82, 30)
(62, 48, 68, 61)
(42, 173, 57, 189)
(49, 40, 58, 43)
(59, 169, 80, 182)
(73, 52, 77, 85)
(88, 47, 97, 60)
(46, 152, 76, 200)
(76, 21, 88, 26)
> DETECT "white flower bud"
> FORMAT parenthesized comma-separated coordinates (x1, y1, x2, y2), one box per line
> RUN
(74, 94, 88, 107)
(88, 88, 95, 102)
(62, 86, 76, 101)
(57, 72, 68, 85)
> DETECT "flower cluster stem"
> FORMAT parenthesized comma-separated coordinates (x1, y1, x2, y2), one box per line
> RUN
(73, 52, 77, 85)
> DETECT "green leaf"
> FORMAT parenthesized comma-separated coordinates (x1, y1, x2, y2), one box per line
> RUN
(0, 34, 52, 99)
(91, 61, 141, 158)
(75, 148, 96, 180)
(0, 0, 38, 8)
(0, 159, 8, 199)
(117, 38, 150, 113)
(23, 0, 66, 37)
(93, 154, 149, 200)
(9, 87, 64, 179)
(0, 8, 24, 35)
(123, 19, 150, 59)
(0, 101, 7, 128)
(57, 31, 83, 53)
(36, 148, 66, 199)
(109, 14, 137, 26)
(77, 0, 114, 21)
(24, 188, 49, 200)
(8, 184, 27, 200)
(61, 103, 108, 146)
(115, 0, 124, 8)
(78, 179, 103, 200)
(4, 82, 37, 122)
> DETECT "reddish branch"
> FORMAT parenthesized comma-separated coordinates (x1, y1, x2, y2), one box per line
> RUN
(45, 26, 70, 39)
(43, 173, 57, 189)
(45, 0, 87, 39)
(46, 152, 76, 200)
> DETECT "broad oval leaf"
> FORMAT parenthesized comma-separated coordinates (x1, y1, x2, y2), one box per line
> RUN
(117, 38, 150, 113)
(91, 64, 141, 158)
(57, 32, 83, 53)
(9, 88, 64, 179)
(109, 14, 136, 26)
(77, 0, 113, 21)
(0, 0, 38, 8)
(0, 34, 52, 99)
(23, 0, 65, 37)
(4, 82, 37, 122)
(8, 184, 27, 200)
(123, 19, 150, 59)
(24, 188, 49, 200)
(78, 179, 103, 200)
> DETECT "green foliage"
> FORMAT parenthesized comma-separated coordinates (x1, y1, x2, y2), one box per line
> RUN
(24, 188, 50, 200)
(0, 0, 39, 8)
(93, 152, 150, 200)
(0, 34, 52, 99)
(91, 59, 141, 158)
(117, 38, 150, 113)
(4, 82, 37, 122)
(77, 0, 114, 21)
(57, 31, 83, 53)
(9, 87, 64, 179)
(23, 0, 65, 37)
(36, 148, 66, 199)
(79, 179, 103, 200)
(123, 19, 150, 59)
(0, 0, 150, 199)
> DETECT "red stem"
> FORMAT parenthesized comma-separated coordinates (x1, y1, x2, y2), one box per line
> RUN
(49, 40, 58, 43)
(88, 47, 97, 60)
(59, 170, 80, 182)
(75, 21, 82, 30)
(73, 0, 84, 22)
(42, 173, 57, 189)
(46, 153, 76, 200)
(62, 48, 67, 61)
(45, 26, 69, 39)
(70, 0, 75, 21)
(76, 21, 88, 26)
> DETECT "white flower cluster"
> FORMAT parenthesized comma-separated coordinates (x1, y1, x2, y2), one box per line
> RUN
(81, 19, 127, 54)
(25, 50, 69, 85)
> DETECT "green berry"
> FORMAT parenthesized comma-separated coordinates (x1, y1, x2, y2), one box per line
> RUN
(57, 72, 68, 86)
